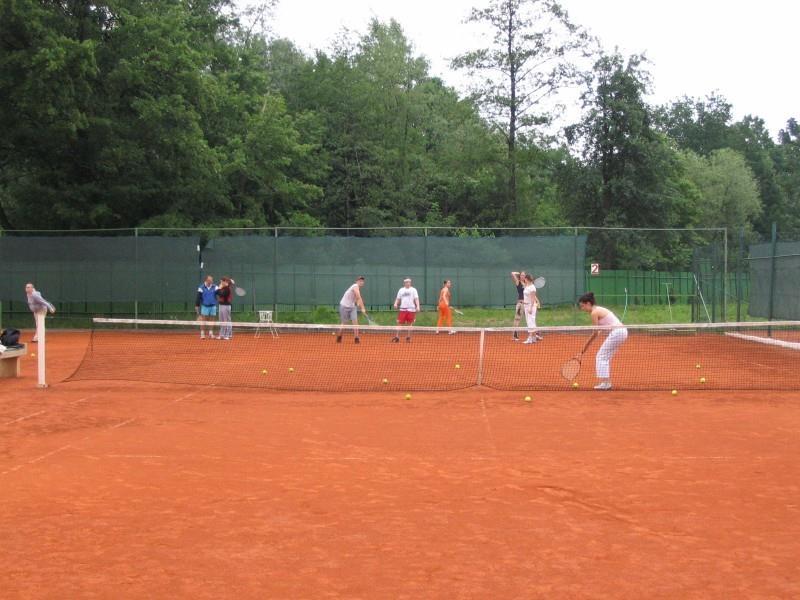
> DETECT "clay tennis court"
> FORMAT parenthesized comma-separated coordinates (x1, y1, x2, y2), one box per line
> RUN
(2, 330, 800, 598)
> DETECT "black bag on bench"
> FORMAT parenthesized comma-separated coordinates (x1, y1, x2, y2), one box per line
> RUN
(1, 328, 21, 347)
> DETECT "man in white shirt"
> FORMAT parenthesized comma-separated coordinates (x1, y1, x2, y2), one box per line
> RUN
(392, 278, 420, 342)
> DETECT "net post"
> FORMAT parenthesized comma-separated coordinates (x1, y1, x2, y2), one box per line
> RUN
(36, 311, 47, 388)
(476, 328, 485, 386)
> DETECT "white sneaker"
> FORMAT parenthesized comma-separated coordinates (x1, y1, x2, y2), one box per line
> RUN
(522, 338, 535, 344)
(593, 382, 612, 390)
(448, 331, 456, 335)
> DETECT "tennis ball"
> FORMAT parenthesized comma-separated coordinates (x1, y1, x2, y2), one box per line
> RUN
(382, 378, 389, 384)
(261, 369, 267, 375)
(404, 393, 412, 400)
(524, 395, 532, 402)
(695, 363, 701, 369)
(700, 377, 706, 384)
(30, 353, 36, 357)
(288, 367, 294, 373)
(572, 382, 578, 389)
(671, 389, 678, 396)
(455, 363, 461, 369)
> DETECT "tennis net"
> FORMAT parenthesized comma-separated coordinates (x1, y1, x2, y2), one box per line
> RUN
(66, 318, 800, 391)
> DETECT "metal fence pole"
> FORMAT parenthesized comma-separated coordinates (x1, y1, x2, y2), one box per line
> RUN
(134, 227, 139, 325)
(574, 227, 579, 324)
(273, 227, 278, 316)
(723, 227, 728, 321)
(424, 227, 429, 308)
(768, 222, 778, 332)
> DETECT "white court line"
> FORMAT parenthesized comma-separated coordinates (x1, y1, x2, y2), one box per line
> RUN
(1, 394, 99, 428)
(1, 387, 206, 477)
(480, 397, 498, 456)
(3, 410, 46, 426)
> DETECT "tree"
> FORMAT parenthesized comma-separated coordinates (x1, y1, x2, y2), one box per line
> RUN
(451, 0, 590, 217)
(655, 94, 734, 155)
(681, 148, 762, 233)
(564, 53, 694, 269)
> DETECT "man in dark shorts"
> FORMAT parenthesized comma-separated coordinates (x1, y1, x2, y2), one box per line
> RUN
(510, 270, 526, 340)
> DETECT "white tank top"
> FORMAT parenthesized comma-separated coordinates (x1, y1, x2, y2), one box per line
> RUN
(597, 308, 622, 326)
(340, 283, 358, 308)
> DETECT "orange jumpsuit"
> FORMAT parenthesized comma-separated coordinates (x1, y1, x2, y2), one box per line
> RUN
(437, 286, 452, 329)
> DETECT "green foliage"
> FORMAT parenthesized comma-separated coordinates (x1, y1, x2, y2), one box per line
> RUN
(0, 0, 798, 249)
(681, 149, 762, 232)
(564, 53, 695, 268)
(452, 0, 591, 216)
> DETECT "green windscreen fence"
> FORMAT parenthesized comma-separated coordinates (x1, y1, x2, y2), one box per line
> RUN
(0, 230, 587, 313)
(0, 235, 199, 312)
(202, 233, 587, 309)
(748, 240, 800, 320)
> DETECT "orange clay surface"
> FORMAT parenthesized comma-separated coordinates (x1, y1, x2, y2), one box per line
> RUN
(2, 330, 800, 598)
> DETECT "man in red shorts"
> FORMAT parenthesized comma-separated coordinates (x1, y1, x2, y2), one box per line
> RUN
(392, 277, 420, 342)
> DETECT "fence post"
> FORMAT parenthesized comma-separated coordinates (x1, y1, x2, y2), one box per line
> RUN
(424, 227, 429, 308)
(134, 227, 139, 326)
(768, 222, 778, 329)
(737, 227, 745, 321)
(573, 227, 579, 324)
(273, 227, 278, 316)
(723, 227, 728, 321)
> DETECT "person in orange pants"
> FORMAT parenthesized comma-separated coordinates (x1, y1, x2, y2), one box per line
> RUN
(436, 279, 455, 334)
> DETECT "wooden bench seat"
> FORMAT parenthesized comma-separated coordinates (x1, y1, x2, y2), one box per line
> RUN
(0, 344, 27, 378)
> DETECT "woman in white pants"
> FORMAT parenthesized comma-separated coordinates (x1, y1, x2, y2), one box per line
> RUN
(578, 292, 628, 390)
(522, 273, 541, 344)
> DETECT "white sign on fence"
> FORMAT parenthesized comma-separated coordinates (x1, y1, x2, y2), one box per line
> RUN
(590, 263, 600, 275)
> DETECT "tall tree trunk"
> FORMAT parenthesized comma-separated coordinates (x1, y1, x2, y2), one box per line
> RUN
(507, 7, 517, 216)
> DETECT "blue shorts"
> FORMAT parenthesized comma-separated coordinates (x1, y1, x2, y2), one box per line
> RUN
(200, 305, 217, 317)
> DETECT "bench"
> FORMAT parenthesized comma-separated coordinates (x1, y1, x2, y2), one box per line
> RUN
(0, 344, 27, 378)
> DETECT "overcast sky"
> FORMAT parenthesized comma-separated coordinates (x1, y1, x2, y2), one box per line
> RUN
(262, 0, 797, 139)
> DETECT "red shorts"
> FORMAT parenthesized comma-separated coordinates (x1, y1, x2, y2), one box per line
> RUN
(397, 310, 416, 325)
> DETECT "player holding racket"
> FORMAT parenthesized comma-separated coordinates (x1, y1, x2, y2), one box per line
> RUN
(337, 276, 368, 344)
(392, 277, 420, 342)
(522, 273, 541, 344)
(578, 292, 628, 390)
(215, 276, 234, 340)
(436, 279, 455, 335)
(510, 270, 526, 340)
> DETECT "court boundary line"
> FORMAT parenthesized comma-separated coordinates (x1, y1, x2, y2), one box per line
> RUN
(0, 387, 206, 477)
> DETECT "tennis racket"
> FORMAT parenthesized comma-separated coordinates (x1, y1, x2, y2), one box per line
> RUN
(454, 309, 464, 316)
(533, 276, 546, 289)
(234, 286, 246, 297)
(364, 313, 376, 326)
(560, 335, 595, 381)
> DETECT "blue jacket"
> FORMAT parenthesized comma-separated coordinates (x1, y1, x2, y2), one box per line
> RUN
(196, 283, 218, 307)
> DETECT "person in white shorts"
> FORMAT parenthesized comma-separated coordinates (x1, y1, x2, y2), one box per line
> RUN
(521, 273, 541, 344)
(337, 276, 368, 344)
(392, 278, 420, 342)
(578, 291, 628, 390)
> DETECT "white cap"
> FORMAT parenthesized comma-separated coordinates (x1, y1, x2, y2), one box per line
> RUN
(403, 278, 411, 283)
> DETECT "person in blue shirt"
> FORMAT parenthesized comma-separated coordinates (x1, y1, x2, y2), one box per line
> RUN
(195, 275, 218, 339)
